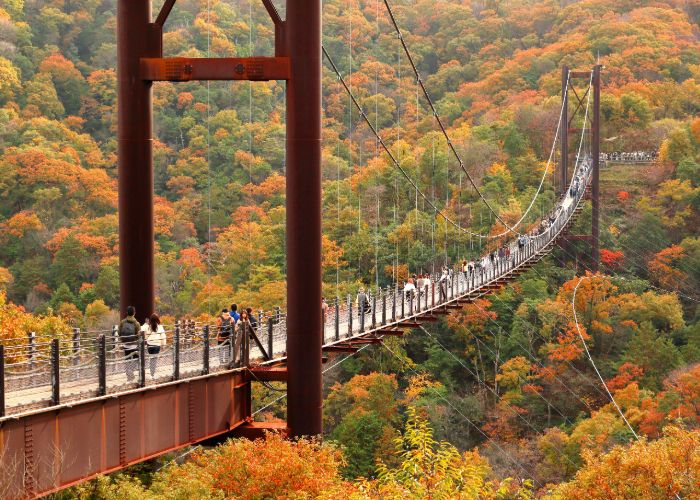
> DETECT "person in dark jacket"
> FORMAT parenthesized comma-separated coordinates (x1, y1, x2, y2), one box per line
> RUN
(119, 306, 141, 381)
(246, 307, 258, 331)
(217, 309, 234, 364)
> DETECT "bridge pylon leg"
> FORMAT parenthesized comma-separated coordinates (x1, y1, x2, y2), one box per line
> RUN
(117, 0, 159, 321)
(591, 64, 601, 272)
(285, 0, 323, 438)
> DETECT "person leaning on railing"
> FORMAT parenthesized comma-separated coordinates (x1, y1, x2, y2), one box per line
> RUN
(233, 309, 252, 367)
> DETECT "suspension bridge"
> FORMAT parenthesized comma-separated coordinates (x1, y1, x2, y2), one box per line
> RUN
(0, 0, 604, 496)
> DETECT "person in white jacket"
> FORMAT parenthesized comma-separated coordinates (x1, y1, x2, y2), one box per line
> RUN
(141, 313, 166, 378)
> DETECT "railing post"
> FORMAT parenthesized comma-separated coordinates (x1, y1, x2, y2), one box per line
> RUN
(347, 295, 352, 336)
(392, 285, 397, 322)
(432, 278, 435, 307)
(265, 317, 274, 357)
(275, 306, 281, 325)
(98, 335, 106, 396)
(359, 294, 365, 333)
(28, 331, 35, 369)
(371, 292, 377, 329)
(381, 288, 387, 326)
(202, 325, 210, 374)
(50, 338, 60, 406)
(173, 321, 180, 381)
(72, 327, 80, 365)
(335, 299, 340, 340)
(138, 335, 146, 388)
(0, 345, 5, 417)
(401, 288, 405, 318)
(243, 322, 250, 367)
(112, 325, 119, 351)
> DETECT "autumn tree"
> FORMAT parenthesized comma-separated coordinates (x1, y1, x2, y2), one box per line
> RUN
(550, 426, 699, 499)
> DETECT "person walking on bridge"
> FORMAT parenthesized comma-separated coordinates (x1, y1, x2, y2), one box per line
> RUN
(357, 287, 371, 316)
(217, 308, 234, 364)
(119, 306, 140, 382)
(142, 313, 166, 378)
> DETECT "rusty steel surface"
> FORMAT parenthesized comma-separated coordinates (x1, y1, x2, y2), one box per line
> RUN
(285, 0, 323, 438)
(141, 57, 291, 81)
(0, 371, 249, 498)
(591, 64, 601, 273)
(117, 0, 160, 321)
(561, 65, 569, 194)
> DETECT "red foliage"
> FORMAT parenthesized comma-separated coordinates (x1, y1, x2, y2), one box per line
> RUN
(607, 363, 644, 392)
(600, 249, 624, 269)
(617, 190, 630, 202)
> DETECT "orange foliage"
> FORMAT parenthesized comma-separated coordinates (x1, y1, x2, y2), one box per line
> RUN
(607, 363, 644, 392)
(446, 298, 496, 334)
(545, 322, 586, 364)
(648, 245, 687, 290)
(0, 211, 44, 239)
(153, 433, 355, 497)
(154, 196, 176, 237)
(177, 92, 194, 109)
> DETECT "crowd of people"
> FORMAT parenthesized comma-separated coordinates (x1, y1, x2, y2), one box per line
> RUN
(118, 302, 259, 381)
(600, 151, 658, 163)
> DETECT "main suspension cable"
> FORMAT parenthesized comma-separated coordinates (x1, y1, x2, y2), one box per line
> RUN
(322, 46, 468, 235)
(382, 0, 574, 239)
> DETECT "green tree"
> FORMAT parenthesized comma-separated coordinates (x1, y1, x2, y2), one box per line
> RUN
(94, 265, 119, 308)
(50, 236, 92, 292)
(25, 72, 65, 118)
(50, 282, 76, 310)
(623, 322, 682, 390)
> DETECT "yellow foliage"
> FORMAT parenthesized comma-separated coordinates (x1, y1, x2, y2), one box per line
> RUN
(549, 427, 700, 499)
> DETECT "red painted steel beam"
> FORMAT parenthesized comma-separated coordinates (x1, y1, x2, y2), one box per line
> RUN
(378, 330, 404, 336)
(591, 64, 602, 272)
(399, 321, 422, 327)
(349, 338, 382, 345)
(0, 371, 249, 497)
(561, 65, 568, 194)
(285, 0, 323, 439)
(420, 316, 439, 322)
(323, 345, 358, 353)
(117, 0, 161, 321)
(155, 0, 177, 28)
(246, 366, 288, 382)
(141, 57, 290, 81)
